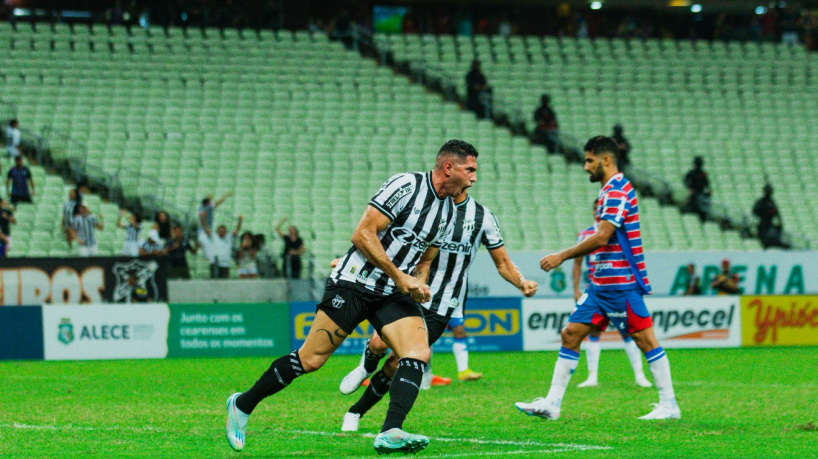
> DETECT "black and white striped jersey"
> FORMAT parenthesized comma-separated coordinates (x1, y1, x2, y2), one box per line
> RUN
(332, 172, 456, 296)
(423, 196, 504, 316)
(63, 200, 77, 225)
(126, 223, 142, 243)
(71, 214, 99, 247)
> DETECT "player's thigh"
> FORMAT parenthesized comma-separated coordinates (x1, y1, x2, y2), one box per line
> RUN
(569, 290, 611, 333)
(298, 310, 348, 372)
(368, 330, 389, 354)
(375, 296, 430, 362)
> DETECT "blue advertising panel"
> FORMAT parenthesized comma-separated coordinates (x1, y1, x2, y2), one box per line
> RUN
(290, 298, 522, 355)
(0, 306, 44, 360)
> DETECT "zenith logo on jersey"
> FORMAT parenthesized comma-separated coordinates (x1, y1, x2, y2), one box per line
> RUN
(439, 241, 473, 254)
(390, 227, 429, 251)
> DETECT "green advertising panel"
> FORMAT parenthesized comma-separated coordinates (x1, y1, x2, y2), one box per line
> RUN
(168, 303, 290, 358)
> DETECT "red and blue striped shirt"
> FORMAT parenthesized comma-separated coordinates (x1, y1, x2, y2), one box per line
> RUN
(591, 173, 651, 293)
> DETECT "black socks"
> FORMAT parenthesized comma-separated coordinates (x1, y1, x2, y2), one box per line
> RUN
(349, 369, 392, 416)
(381, 358, 426, 432)
(236, 350, 304, 414)
(363, 340, 388, 374)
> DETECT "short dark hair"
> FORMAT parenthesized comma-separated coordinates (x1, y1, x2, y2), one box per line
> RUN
(9, 119, 18, 127)
(437, 139, 479, 161)
(584, 136, 619, 161)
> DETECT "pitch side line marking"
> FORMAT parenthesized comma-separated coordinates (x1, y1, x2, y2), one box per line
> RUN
(280, 429, 610, 450)
(2, 423, 158, 432)
(421, 448, 595, 458)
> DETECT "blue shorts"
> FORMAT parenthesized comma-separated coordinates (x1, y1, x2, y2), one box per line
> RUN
(570, 287, 653, 334)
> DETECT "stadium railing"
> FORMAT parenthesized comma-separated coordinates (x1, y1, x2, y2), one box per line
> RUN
(363, 34, 811, 251)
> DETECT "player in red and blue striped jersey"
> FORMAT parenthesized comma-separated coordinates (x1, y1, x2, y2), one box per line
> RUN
(572, 201, 652, 388)
(516, 136, 680, 421)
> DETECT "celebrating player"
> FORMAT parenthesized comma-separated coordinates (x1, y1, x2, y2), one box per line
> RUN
(515, 136, 680, 420)
(225, 140, 477, 455)
(339, 187, 538, 432)
(573, 201, 652, 388)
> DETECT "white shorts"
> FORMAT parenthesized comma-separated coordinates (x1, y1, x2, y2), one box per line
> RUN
(197, 230, 212, 260)
(451, 301, 464, 320)
(122, 241, 140, 257)
(78, 244, 98, 257)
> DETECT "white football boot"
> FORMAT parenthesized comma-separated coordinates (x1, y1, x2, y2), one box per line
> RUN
(638, 403, 681, 420)
(225, 393, 248, 451)
(514, 398, 560, 420)
(341, 412, 361, 432)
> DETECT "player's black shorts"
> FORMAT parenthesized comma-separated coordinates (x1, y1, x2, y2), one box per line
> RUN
(423, 306, 454, 347)
(317, 279, 423, 335)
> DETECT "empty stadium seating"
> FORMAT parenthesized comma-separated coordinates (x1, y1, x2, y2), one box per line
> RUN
(379, 33, 818, 248)
(0, 23, 762, 275)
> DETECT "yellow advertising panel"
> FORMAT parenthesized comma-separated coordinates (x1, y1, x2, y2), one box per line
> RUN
(741, 295, 818, 346)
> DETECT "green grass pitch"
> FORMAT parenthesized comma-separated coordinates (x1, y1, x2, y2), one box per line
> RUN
(0, 347, 815, 458)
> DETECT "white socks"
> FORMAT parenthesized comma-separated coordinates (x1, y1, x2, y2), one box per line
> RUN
(452, 338, 469, 372)
(645, 347, 677, 410)
(585, 336, 601, 378)
(623, 337, 645, 377)
(544, 347, 580, 408)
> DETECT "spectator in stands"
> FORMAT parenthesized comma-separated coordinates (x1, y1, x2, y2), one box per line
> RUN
(117, 210, 143, 256)
(466, 60, 492, 119)
(753, 184, 786, 249)
(128, 275, 150, 303)
(5, 119, 21, 159)
(711, 259, 740, 295)
(237, 231, 260, 279)
(0, 197, 16, 255)
(683, 156, 710, 222)
(277, 217, 306, 279)
(683, 263, 702, 296)
(6, 156, 34, 205)
(533, 94, 560, 153)
(62, 188, 81, 248)
(154, 211, 171, 240)
(164, 225, 198, 279)
(197, 191, 233, 262)
(210, 216, 243, 279)
(612, 124, 631, 171)
(139, 229, 164, 257)
(70, 205, 104, 257)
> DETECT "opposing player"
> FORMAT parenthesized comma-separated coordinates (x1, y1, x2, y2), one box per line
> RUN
(339, 188, 538, 432)
(225, 140, 477, 455)
(515, 136, 680, 420)
(573, 202, 651, 388)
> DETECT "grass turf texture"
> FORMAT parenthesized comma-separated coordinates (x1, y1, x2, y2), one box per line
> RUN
(0, 347, 815, 458)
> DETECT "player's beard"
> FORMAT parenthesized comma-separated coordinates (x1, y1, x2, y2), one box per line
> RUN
(588, 163, 604, 183)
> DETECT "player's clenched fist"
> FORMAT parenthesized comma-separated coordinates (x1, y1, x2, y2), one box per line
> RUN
(396, 274, 431, 303)
(520, 280, 538, 297)
(540, 253, 565, 272)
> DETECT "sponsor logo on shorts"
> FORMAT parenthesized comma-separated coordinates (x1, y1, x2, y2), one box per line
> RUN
(332, 295, 345, 308)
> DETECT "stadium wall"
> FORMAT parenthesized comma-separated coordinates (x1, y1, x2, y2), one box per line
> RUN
(1, 295, 815, 361)
(469, 251, 817, 298)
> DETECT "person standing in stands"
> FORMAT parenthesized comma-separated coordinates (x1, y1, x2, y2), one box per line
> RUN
(62, 188, 81, 248)
(139, 230, 165, 257)
(276, 217, 306, 279)
(237, 231, 260, 279)
(164, 225, 198, 279)
(683, 156, 710, 222)
(0, 198, 16, 255)
(71, 205, 104, 257)
(197, 191, 233, 262)
(5, 119, 21, 159)
(6, 156, 34, 205)
(710, 259, 739, 295)
(683, 263, 701, 296)
(210, 216, 243, 279)
(533, 94, 560, 153)
(117, 210, 143, 256)
(753, 184, 785, 249)
(154, 211, 171, 240)
(466, 60, 492, 119)
(612, 124, 631, 171)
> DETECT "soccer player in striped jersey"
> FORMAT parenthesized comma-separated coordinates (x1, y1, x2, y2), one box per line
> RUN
(226, 140, 477, 455)
(338, 188, 539, 432)
(573, 201, 651, 388)
(516, 136, 680, 421)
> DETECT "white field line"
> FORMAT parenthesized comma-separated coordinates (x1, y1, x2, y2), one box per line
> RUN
(280, 429, 610, 451)
(1, 423, 158, 432)
(421, 448, 592, 458)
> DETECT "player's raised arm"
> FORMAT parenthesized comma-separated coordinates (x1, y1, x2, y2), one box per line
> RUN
(488, 246, 538, 297)
(351, 205, 426, 297)
(540, 221, 615, 272)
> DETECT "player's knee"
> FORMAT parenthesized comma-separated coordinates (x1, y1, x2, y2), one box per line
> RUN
(369, 335, 389, 354)
(299, 353, 328, 373)
(560, 327, 581, 347)
(384, 355, 399, 376)
(402, 345, 431, 363)
(451, 325, 466, 339)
